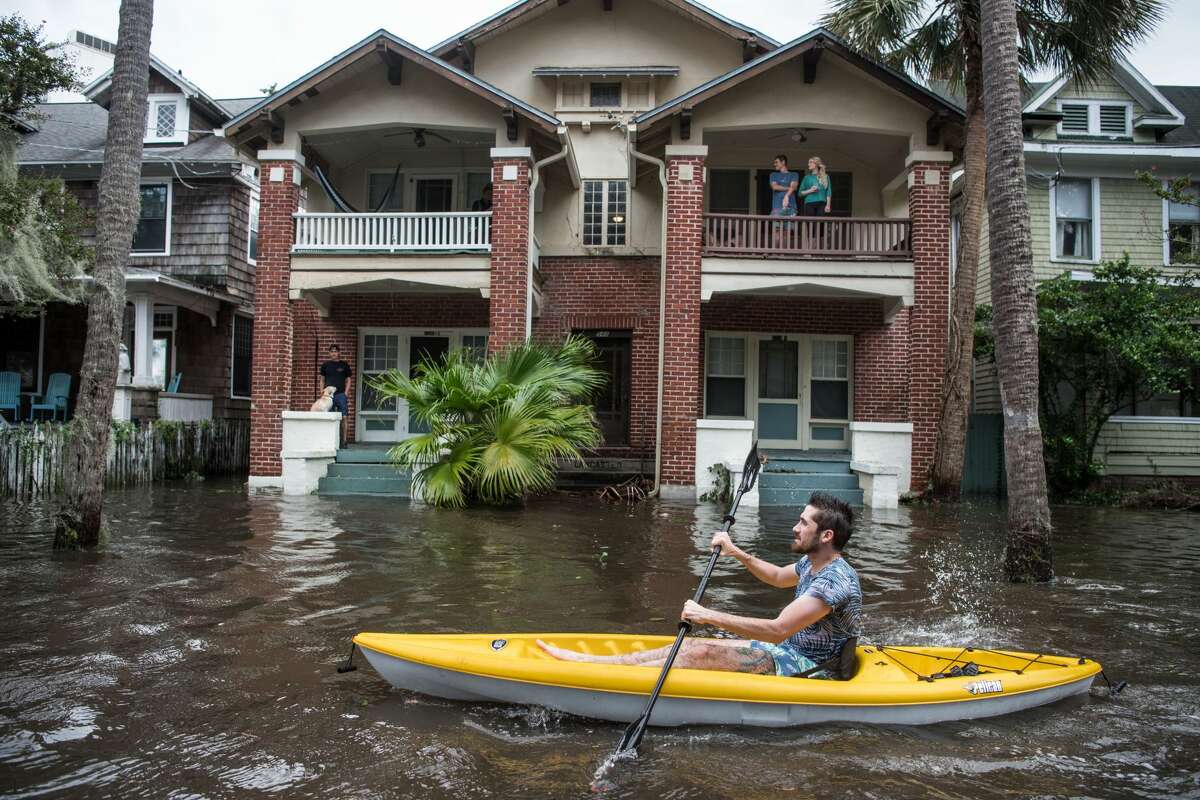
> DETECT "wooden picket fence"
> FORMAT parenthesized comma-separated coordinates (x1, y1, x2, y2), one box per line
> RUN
(0, 419, 250, 502)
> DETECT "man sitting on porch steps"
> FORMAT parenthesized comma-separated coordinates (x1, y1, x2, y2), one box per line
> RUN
(538, 492, 862, 676)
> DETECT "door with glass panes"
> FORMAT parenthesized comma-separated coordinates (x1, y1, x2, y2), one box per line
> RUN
(356, 329, 488, 442)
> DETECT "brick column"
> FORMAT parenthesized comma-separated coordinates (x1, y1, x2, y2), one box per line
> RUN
(660, 147, 707, 493)
(248, 152, 303, 488)
(488, 149, 532, 353)
(906, 156, 952, 493)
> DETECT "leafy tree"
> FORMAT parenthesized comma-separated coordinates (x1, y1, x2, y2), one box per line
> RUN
(1138, 170, 1199, 266)
(824, 0, 1165, 499)
(371, 337, 604, 508)
(1034, 257, 1200, 494)
(0, 14, 90, 313)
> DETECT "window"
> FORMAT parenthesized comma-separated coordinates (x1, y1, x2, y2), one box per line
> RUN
(1057, 100, 1130, 137)
(247, 191, 259, 263)
(132, 183, 170, 255)
(144, 94, 187, 144)
(367, 171, 403, 211)
(583, 180, 627, 246)
(232, 315, 253, 399)
(1167, 182, 1200, 264)
(461, 334, 488, 363)
(708, 170, 750, 214)
(589, 82, 622, 107)
(706, 336, 745, 416)
(1053, 178, 1096, 260)
(810, 340, 850, 420)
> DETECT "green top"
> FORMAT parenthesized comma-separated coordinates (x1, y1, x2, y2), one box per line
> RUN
(801, 173, 830, 205)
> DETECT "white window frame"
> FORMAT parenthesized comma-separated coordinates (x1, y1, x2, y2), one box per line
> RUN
(581, 179, 628, 247)
(144, 94, 188, 145)
(230, 312, 253, 400)
(556, 78, 656, 112)
(1049, 177, 1101, 264)
(704, 332, 748, 419)
(247, 190, 259, 265)
(131, 180, 172, 257)
(1055, 99, 1132, 137)
(1162, 178, 1200, 267)
(364, 168, 406, 211)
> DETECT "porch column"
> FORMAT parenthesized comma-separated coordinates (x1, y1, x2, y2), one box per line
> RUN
(248, 150, 303, 489)
(487, 147, 532, 353)
(129, 292, 155, 385)
(905, 151, 953, 493)
(661, 145, 707, 497)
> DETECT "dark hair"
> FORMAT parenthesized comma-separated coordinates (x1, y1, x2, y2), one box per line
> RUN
(808, 492, 854, 551)
(328, 344, 340, 352)
(774, 154, 788, 166)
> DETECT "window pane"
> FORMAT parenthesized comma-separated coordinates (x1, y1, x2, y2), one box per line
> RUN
(1057, 220, 1092, 259)
(590, 82, 621, 107)
(583, 180, 603, 245)
(461, 335, 488, 363)
(706, 377, 745, 416)
(812, 340, 848, 379)
(709, 170, 750, 214)
(154, 101, 176, 138)
(607, 180, 627, 245)
(1055, 179, 1091, 218)
(368, 172, 403, 211)
(758, 339, 798, 399)
(707, 337, 744, 376)
(133, 183, 168, 252)
(233, 316, 253, 397)
(811, 380, 849, 419)
(1169, 184, 1200, 223)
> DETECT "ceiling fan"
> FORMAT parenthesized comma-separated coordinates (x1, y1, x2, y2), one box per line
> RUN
(767, 128, 808, 143)
(382, 127, 453, 148)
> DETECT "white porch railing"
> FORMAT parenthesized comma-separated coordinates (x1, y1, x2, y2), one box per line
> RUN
(293, 211, 492, 252)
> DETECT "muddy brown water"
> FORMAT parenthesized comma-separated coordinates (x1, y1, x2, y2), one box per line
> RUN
(0, 481, 1197, 799)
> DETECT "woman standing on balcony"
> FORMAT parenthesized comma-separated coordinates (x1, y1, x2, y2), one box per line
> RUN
(799, 157, 832, 216)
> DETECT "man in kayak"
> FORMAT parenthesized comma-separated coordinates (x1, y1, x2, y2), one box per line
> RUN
(538, 492, 862, 677)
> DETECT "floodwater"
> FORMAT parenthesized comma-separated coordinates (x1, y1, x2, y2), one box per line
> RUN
(0, 482, 1197, 799)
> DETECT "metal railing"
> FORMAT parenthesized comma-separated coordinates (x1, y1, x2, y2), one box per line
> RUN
(703, 214, 912, 259)
(293, 211, 492, 252)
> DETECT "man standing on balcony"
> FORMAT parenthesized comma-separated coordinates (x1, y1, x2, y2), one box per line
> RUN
(319, 344, 352, 446)
(769, 155, 799, 248)
(472, 183, 493, 212)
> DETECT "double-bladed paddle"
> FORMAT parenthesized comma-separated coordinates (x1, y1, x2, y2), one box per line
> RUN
(614, 442, 764, 756)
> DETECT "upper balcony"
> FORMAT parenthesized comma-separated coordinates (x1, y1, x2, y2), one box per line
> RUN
(293, 210, 491, 253)
(703, 214, 911, 260)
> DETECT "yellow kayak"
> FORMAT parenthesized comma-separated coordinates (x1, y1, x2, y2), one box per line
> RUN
(353, 632, 1102, 727)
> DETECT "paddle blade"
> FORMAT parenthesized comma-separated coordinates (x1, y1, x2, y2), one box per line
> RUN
(738, 441, 763, 493)
(616, 715, 646, 755)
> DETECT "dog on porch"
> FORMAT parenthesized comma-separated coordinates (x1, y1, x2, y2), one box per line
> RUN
(310, 385, 336, 412)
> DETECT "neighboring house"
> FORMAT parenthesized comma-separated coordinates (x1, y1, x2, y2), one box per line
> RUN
(7, 40, 261, 424)
(964, 58, 1200, 483)
(225, 0, 963, 504)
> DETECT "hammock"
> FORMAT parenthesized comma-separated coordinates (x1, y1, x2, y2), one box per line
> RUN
(313, 162, 401, 214)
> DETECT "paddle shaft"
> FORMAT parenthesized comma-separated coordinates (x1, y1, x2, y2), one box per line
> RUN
(616, 482, 751, 753)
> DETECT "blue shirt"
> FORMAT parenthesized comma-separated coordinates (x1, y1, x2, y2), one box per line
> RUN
(770, 170, 799, 211)
(786, 555, 862, 663)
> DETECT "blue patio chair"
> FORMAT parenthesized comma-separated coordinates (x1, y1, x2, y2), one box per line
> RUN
(29, 373, 71, 422)
(0, 372, 19, 422)
(166, 373, 182, 393)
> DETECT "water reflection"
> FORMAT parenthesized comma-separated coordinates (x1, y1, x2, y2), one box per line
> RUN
(0, 481, 1197, 799)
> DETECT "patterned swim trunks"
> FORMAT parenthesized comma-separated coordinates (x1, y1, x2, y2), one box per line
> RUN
(749, 640, 822, 677)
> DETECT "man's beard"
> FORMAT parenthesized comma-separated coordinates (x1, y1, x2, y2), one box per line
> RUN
(790, 537, 816, 555)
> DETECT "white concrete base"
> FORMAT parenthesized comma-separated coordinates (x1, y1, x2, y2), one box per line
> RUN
(280, 410, 342, 495)
(849, 421, 913, 495)
(112, 386, 133, 421)
(851, 460, 901, 509)
(695, 418, 759, 506)
(247, 475, 284, 493)
(659, 483, 698, 502)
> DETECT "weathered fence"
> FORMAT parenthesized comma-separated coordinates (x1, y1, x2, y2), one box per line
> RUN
(0, 419, 250, 502)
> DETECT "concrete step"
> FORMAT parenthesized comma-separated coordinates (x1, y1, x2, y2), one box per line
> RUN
(764, 456, 852, 474)
(317, 475, 410, 497)
(759, 472, 861, 490)
(326, 463, 408, 479)
(335, 447, 394, 464)
(759, 486, 864, 507)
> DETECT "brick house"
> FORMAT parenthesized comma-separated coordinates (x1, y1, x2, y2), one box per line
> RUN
(225, 0, 963, 504)
(10, 43, 261, 425)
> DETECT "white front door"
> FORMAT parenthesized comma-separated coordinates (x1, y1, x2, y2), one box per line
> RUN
(357, 331, 401, 442)
(755, 335, 802, 448)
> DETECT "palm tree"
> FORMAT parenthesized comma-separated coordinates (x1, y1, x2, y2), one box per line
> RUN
(371, 336, 604, 508)
(56, 0, 155, 549)
(823, 0, 1165, 499)
(981, 0, 1052, 581)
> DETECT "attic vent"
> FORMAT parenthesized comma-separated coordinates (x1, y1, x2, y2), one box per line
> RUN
(1060, 104, 1089, 132)
(1099, 105, 1128, 135)
(73, 31, 116, 54)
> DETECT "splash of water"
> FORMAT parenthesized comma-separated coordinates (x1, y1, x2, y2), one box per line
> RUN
(589, 746, 637, 793)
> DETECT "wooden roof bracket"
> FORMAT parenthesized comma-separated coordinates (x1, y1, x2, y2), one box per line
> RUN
(742, 36, 759, 64)
(504, 107, 519, 142)
(376, 41, 404, 86)
(457, 38, 476, 74)
(803, 39, 825, 84)
(679, 107, 692, 141)
(260, 109, 284, 145)
(927, 112, 949, 146)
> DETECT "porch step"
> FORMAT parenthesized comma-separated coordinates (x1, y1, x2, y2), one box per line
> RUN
(758, 486, 864, 507)
(335, 446, 394, 464)
(763, 451, 852, 474)
(317, 474, 411, 497)
(326, 463, 405, 479)
(759, 472, 861, 491)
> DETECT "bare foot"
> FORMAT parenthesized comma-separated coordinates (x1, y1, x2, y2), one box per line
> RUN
(536, 639, 590, 662)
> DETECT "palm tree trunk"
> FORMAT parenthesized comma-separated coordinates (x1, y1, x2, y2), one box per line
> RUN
(980, 0, 1053, 581)
(55, 0, 155, 549)
(932, 38, 986, 499)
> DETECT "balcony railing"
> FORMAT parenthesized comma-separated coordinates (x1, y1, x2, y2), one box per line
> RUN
(293, 211, 491, 253)
(703, 214, 911, 259)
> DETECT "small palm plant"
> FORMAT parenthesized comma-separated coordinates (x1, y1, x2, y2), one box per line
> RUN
(369, 336, 605, 508)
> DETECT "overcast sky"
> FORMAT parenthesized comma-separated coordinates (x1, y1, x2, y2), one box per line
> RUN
(13, 0, 1200, 100)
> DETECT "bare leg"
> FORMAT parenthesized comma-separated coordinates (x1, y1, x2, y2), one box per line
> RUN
(537, 639, 772, 674)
